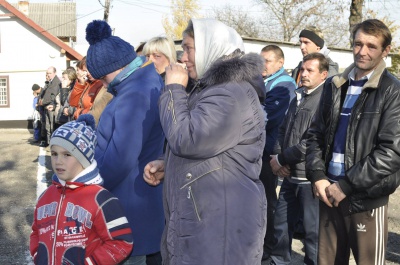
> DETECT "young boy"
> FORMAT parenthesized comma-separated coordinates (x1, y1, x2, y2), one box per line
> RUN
(30, 114, 133, 265)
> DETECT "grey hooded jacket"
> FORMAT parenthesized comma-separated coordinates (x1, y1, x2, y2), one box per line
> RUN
(159, 53, 267, 265)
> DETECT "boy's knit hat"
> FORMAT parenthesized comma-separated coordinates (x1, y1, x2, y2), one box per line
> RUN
(50, 114, 97, 168)
(85, 20, 136, 79)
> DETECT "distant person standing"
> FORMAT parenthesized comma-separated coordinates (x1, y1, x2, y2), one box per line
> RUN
(306, 19, 400, 265)
(38, 66, 61, 147)
(73, 57, 103, 120)
(259, 45, 296, 261)
(31, 84, 42, 143)
(55, 69, 77, 127)
(292, 26, 338, 87)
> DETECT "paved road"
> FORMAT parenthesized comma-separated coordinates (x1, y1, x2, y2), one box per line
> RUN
(0, 129, 329, 265)
(1, 129, 399, 265)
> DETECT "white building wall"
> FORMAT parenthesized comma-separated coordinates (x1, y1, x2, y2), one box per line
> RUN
(0, 11, 68, 122)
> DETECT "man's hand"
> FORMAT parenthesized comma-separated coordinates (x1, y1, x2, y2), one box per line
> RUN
(314, 179, 333, 207)
(325, 182, 346, 207)
(143, 160, 165, 186)
(46, 105, 54, 111)
(276, 165, 290, 178)
(165, 63, 188, 87)
(270, 155, 282, 175)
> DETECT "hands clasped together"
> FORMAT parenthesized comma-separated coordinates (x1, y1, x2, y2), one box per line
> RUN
(269, 155, 346, 207)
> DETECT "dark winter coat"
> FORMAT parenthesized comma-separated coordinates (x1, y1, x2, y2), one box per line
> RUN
(274, 83, 324, 182)
(40, 76, 61, 107)
(95, 57, 165, 256)
(159, 53, 267, 265)
(306, 60, 400, 214)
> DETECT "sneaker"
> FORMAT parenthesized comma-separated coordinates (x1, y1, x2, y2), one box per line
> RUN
(39, 141, 48, 147)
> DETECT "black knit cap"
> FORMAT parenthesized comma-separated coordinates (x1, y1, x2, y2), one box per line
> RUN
(299, 29, 325, 48)
(32, 84, 40, 91)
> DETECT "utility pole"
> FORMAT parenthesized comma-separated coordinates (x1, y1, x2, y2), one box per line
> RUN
(98, 0, 111, 22)
(103, 0, 111, 22)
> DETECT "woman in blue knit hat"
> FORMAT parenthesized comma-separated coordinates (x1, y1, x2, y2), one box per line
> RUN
(85, 20, 165, 265)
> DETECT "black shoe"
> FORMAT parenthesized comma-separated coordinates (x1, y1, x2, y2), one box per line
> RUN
(39, 141, 48, 147)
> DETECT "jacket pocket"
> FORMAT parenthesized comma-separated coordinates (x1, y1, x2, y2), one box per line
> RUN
(186, 186, 201, 221)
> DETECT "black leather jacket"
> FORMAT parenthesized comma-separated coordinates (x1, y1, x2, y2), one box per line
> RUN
(274, 84, 324, 181)
(306, 60, 400, 213)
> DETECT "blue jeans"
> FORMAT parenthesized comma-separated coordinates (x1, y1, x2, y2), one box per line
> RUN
(268, 178, 319, 265)
(120, 255, 146, 265)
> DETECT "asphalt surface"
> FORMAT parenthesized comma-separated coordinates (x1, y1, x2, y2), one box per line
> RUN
(0, 129, 44, 264)
(0, 129, 325, 265)
(1, 129, 399, 265)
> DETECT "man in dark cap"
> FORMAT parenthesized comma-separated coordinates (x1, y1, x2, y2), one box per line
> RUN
(292, 26, 339, 87)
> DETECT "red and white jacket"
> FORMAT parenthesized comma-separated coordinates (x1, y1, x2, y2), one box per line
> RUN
(30, 162, 133, 264)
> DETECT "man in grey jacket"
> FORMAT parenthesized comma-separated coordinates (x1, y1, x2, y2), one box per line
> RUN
(38, 66, 61, 147)
(267, 53, 328, 265)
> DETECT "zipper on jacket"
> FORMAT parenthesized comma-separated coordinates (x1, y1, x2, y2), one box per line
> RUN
(187, 186, 201, 221)
(52, 187, 66, 265)
(180, 167, 221, 189)
(167, 89, 177, 124)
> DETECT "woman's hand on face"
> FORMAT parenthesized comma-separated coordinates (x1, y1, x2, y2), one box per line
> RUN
(165, 63, 188, 87)
(77, 70, 87, 84)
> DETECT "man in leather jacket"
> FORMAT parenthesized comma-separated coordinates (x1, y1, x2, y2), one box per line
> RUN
(306, 19, 400, 265)
(267, 53, 328, 265)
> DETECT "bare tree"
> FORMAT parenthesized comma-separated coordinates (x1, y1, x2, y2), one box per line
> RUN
(163, 0, 200, 40)
(211, 5, 262, 38)
(256, 0, 349, 47)
(349, 0, 364, 45)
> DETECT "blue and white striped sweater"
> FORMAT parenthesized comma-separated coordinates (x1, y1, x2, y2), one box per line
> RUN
(327, 77, 368, 182)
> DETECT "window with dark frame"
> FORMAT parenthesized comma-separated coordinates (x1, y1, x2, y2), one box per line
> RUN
(0, 76, 10, 108)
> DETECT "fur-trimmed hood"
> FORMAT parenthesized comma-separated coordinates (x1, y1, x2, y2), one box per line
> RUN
(200, 52, 266, 101)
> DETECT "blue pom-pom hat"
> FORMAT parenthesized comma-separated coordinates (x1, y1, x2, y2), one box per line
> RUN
(85, 20, 136, 79)
(50, 114, 97, 168)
